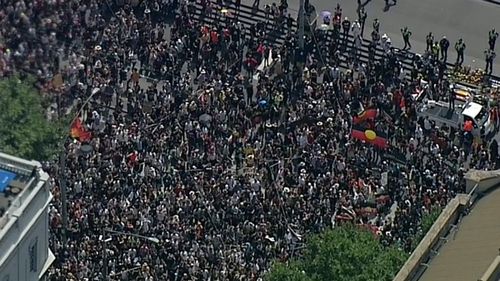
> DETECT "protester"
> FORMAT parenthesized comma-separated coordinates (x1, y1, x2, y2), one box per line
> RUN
(357, 6, 367, 37)
(401, 27, 412, 50)
(0, 1, 497, 280)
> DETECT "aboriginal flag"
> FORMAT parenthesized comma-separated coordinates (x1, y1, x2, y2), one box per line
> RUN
(353, 108, 378, 125)
(70, 118, 92, 142)
(351, 123, 388, 149)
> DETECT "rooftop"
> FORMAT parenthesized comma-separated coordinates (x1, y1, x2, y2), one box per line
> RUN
(0, 152, 41, 231)
(418, 187, 500, 281)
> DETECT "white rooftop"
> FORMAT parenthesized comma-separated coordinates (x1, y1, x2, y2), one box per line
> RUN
(0, 152, 44, 233)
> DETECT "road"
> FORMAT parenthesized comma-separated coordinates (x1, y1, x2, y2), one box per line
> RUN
(248, 0, 500, 75)
(418, 187, 500, 281)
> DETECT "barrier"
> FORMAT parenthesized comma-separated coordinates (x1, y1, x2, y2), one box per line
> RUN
(464, 169, 500, 194)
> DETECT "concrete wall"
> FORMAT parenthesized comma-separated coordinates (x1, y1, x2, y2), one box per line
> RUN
(479, 256, 500, 281)
(464, 169, 500, 194)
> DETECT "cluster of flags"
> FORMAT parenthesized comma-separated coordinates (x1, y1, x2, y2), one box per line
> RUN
(70, 118, 92, 142)
(350, 108, 388, 149)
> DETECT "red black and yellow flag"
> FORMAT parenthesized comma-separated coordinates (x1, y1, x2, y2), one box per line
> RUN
(353, 108, 378, 125)
(351, 124, 388, 149)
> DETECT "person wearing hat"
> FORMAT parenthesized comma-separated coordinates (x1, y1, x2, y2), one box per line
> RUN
(485, 48, 496, 75)
(342, 17, 351, 41)
(439, 36, 450, 62)
(401, 27, 412, 50)
(455, 38, 466, 66)
(489, 28, 499, 50)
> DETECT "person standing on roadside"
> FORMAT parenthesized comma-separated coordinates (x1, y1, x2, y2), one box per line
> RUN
(485, 48, 496, 74)
(431, 42, 440, 61)
(373, 18, 380, 33)
(342, 17, 351, 42)
(335, 3, 342, 19)
(426, 32, 434, 52)
(287, 13, 294, 35)
(401, 27, 412, 50)
(439, 36, 450, 62)
(455, 38, 466, 66)
(252, 0, 260, 10)
(489, 29, 499, 50)
(358, 7, 367, 37)
(351, 20, 361, 39)
(371, 29, 381, 45)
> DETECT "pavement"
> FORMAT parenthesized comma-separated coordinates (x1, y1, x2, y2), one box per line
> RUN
(418, 187, 500, 281)
(249, 0, 500, 75)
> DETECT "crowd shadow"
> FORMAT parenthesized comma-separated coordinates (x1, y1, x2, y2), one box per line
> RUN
(383, 0, 397, 12)
(358, 0, 398, 12)
(359, 0, 373, 9)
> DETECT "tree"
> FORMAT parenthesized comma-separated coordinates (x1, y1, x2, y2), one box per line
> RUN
(266, 261, 313, 281)
(265, 225, 409, 281)
(0, 76, 65, 160)
(411, 206, 442, 250)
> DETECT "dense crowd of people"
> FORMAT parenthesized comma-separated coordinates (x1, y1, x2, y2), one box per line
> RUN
(0, 0, 499, 280)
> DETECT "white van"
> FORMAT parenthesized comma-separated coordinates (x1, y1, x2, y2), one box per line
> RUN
(418, 100, 494, 136)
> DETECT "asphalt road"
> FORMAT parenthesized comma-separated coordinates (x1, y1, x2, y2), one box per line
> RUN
(248, 0, 500, 75)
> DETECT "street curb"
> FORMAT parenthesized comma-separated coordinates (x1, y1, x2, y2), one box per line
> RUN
(483, 0, 500, 4)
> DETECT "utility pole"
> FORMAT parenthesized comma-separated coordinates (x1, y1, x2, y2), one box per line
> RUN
(58, 88, 101, 249)
(101, 229, 160, 280)
(298, 0, 305, 50)
(103, 228, 108, 280)
(59, 152, 68, 246)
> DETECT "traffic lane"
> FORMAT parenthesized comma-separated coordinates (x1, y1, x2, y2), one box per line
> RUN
(333, 0, 497, 72)
(352, 0, 499, 71)
(244, 0, 500, 73)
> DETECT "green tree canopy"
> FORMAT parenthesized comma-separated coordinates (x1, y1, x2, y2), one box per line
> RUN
(411, 206, 442, 250)
(0, 76, 64, 160)
(265, 225, 409, 281)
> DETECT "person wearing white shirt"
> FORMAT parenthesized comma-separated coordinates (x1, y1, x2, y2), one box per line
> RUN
(351, 20, 361, 38)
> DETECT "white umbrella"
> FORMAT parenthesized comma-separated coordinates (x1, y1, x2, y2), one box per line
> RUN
(199, 113, 213, 123)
